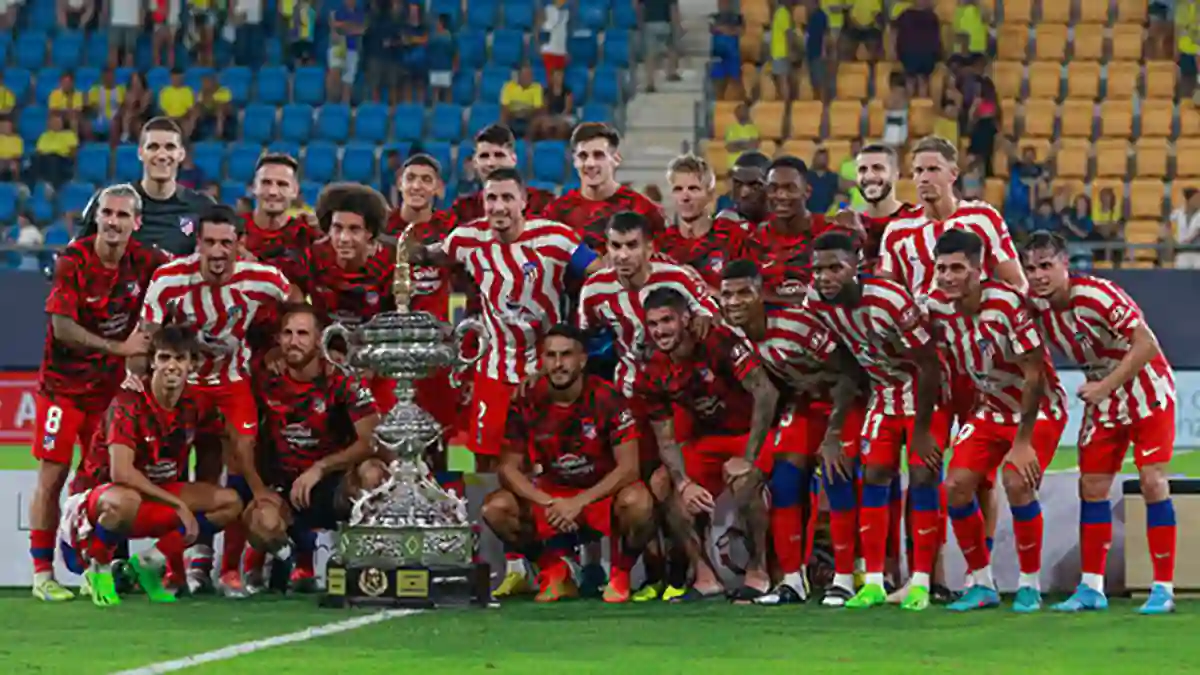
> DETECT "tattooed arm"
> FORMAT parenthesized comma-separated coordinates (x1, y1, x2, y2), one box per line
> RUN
(740, 365, 780, 464)
(652, 418, 688, 485)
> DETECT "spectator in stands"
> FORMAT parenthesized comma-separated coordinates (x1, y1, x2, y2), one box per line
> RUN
(1060, 194, 1096, 267)
(328, 0, 367, 104)
(893, 0, 941, 97)
(158, 69, 197, 138)
(953, 0, 988, 56)
(85, 68, 124, 142)
(400, 1, 430, 103)
(540, 0, 570, 75)
(1175, 2, 1199, 99)
(840, 0, 884, 61)
(178, 155, 205, 190)
(117, 71, 152, 143)
(1090, 187, 1123, 265)
(710, 0, 743, 100)
(769, 0, 797, 101)
(0, 118, 22, 182)
(0, 0, 19, 29)
(533, 68, 575, 141)
(48, 73, 84, 133)
(724, 103, 761, 167)
(150, 0, 177, 69)
(806, 147, 842, 215)
(15, 214, 44, 249)
(57, 0, 96, 29)
(365, 0, 402, 103)
(1003, 146, 1043, 227)
(231, 0, 266, 67)
(108, 0, 141, 67)
(383, 150, 403, 205)
(936, 77, 962, 144)
(965, 75, 998, 175)
(1169, 187, 1200, 268)
(428, 15, 456, 104)
(33, 113, 77, 187)
(644, 184, 664, 205)
(187, 0, 217, 67)
(1025, 198, 1061, 239)
(837, 138, 866, 208)
(0, 83, 14, 116)
(501, 64, 545, 139)
(195, 75, 233, 140)
(803, 0, 831, 101)
(959, 157, 984, 200)
(882, 72, 908, 147)
(289, 0, 319, 66)
(642, 0, 682, 92)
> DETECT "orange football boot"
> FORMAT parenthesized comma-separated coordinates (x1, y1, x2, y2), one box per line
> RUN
(603, 568, 631, 603)
(534, 560, 579, 603)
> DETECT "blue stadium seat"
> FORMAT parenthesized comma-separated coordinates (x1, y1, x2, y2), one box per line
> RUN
(3, 68, 31, 104)
(191, 142, 225, 183)
(382, 142, 413, 164)
(74, 67, 101, 93)
(316, 104, 352, 143)
(466, 0, 499, 30)
(184, 67, 214, 92)
(227, 143, 264, 184)
(303, 142, 339, 183)
(568, 35, 599, 68)
(456, 143, 474, 177)
(59, 181, 96, 214)
(17, 105, 47, 144)
(220, 181, 247, 206)
(451, 70, 476, 106)
(267, 141, 301, 158)
(0, 184, 17, 223)
(85, 32, 109, 67)
(565, 66, 591, 103)
(341, 142, 376, 183)
(29, 185, 55, 224)
(146, 67, 171, 93)
(479, 67, 510, 104)
(466, 103, 501, 138)
(15, 32, 48, 70)
(577, 0, 610, 31)
(256, 66, 289, 105)
(0, 34, 9, 64)
(76, 143, 113, 184)
(562, 176, 581, 193)
(491, 29, 525, 69)
(294, 66, 326, 105)
(602, 30, 631, 68)
(612, 0, 638, 29)
(514, 139, 530, 171)
(299, 181, 322, 208)
(114, 144, 142, 182)
(114, 67, 135, 86)
(457, 30, 487, 69)
(354, 103, 389, 143)
(265, 37, 285, 66)
(593, 65, 623, 105)
(532, 141, 567, 183)
(43, 223, 71, 246)
(421, 142, 453, 178)
(428, 103, 464, 142)
(29, 2, 57, 31)
(503, 0, 536, 29)
(51, 31, 85, 70)
(34, 68, 62, 105)
(580, 103, 614, 124)
(280, 104, 315, 143)
(391, 103, 425, 142)
(429, 0, 462, 25)
(241, 103, 277, 143)
(219, 66, 254, 105)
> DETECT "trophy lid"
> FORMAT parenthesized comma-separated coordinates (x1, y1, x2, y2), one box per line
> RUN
(359, 311, 447, 342)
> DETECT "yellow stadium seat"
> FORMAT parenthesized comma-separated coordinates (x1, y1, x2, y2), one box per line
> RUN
(874, 62, 897, 99)
(896, 179, 918, 204)
(1092, 259, 1115, 269)
(1139, 99, 1174, 139)
(1129, 180, 1166, 219)
(1144, 61, 1178, 100)
(1001, 99, 1018, 136)
(1111, 25, 1145, 61)
(1105, 61, 1140, 100)
(1053, 178, 1087, 200)
(1100, 100, 1135, 138)
(1094, 139, 1130, 178)
(823, 140, 853, 167)
(759, 140, 778, 157)
(1066, 61, 1102, 100)
(1054, 143, 1090, 179)
(992, 61, 1025, 100)
(751, 101, 786, 140)
(741, 65, 761, 97)
(837, 63, 870, 101)
(997, 25, 1030, 61)
(1125, 220, 1161, 262)
(909, 98, 935, 137)
(1116, 0, 1148, 23)
(1175, 139, 1200, 178)
(704, 141, 731, 176)
(712, 101, 740, 138)
(1028, 62, 1062, 100)
(1021, 99, 1058, 138)
(1080, 0, 1112, 24)
(1041, 0, 1070, 24)
(984, 178, 1006, 207)
(1180, 102, 1200, 137)
(865, 100, 886, 138)
(789, 101, 823, 139)
(1059, 100, 1095, 139)
(1004, 0, 1033, 24)
(1072, 26, 1105, 61)
(780, 139, 817, 161)
(1134, 138, 1169, 178)
(1034, 25, 1070, 61)
(828, 101, 863, 139)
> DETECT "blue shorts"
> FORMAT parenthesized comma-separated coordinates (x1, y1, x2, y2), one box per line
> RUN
(711, 58, 740, 81)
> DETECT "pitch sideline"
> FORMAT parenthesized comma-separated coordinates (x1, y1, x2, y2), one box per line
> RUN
(109, 608, 421, 674)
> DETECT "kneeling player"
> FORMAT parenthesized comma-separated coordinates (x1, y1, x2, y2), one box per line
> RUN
(241, 304, 388, 583)
(925, 230, 1068, 612)
(481, 325, 655, 603)
(61, 326, 244, 607)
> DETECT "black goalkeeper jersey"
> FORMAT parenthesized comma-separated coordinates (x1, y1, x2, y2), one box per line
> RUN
(76, 182, 216, 256)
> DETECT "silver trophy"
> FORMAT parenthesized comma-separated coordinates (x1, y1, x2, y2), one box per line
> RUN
(318, 227, 492, 608)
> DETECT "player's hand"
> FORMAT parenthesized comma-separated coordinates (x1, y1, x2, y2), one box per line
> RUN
(678, 479, 715, 515)
(820, 436, 853, 482)
(1077, 380, 1114, 406)
(722, 456, 757, 482)
(264, 347, 287, 375)
(251, 489, 284, 512)
(515, 369, 543, 399)
(545, 497, 582, 533)
(113, 330, 151, 357)
(237, 242, 258, 262)
(176, 504, 200, 545)
(121, 369, 144, 392)
(833, 209, 866, 239)
(910, 429, 943, 472)
(691, 313, 714, 340)
(290, 465, 325, 510)
(1005, 440, 1042, 489)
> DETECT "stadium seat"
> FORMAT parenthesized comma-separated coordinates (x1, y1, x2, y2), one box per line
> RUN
(612, 0, 638, 29)
(1129, 179, 1165, 219)
(220, 66, 254, 105)
(514, 139, 531, 171)
(480, 66, 511, 103)
(1003, 0, 1032, 23)
(992, 61, 1023, 100)
(1126, 221, 1161, 262)
(1059, 101, 1094, 139)
(51, 31, 85, 70)
(256, 66, 289, 105)
(74, 67, 101, 93)
(240, 103, 275, 144)
(429, 0, 463, 24)
(16, 105, 47, 144)
(114, 145, 141, 182)
(422, 142, 454, 178)
(428, 103, 464, 142)
(451, 70, 477, 106)
(1081, 0, 1111, 24)
(191, 142, 225, 183)
(1139, 99, 1174, 139)
(577, 0, 610, 31)
(59, 181, 96, 215)
(1065, 61, 1101, 100)
(592, 66, 622, 105)
(1105, 61, 1139, 100)
(580, 103, 614, 124)
(465, 0, 499, 29)
(909, 98, 935, 137)
(836, 63, 870, 101)
(1034, 25, 1069, 61)
(293, 67, 326, 106)
(76, 143, 113, 184)
(1094, 139, 1129, 178)
(303, 142, 339, 183)
(85, 32, 109, 67)
(1027, 62, 1061, 101)
(299, 181, 322, 208)
(504, 0, 536, 29)
(532, 141, 568, 183)
(788, 101, 823, 139)
(568, 35, 600, 68)
(353, 103, 389, 143)
(316, 104, 352, 143)
(15, 33, 48, 70)
(566, 66, 592, 103)
(1135, 138, 1169, 178)
(267, 140, 301, 159)
(220, 181, 247, 206)
(467, 103, 501, 138)
(227, 143, 264, 184)
(458, 30, 488, 69)
(146, 67, 171, 93)
(602, 30, 632, 68)
(341, 142, 377, 183)
(35, 68, 62, 105)
(828, 101, 863, 139)
(29, 185, 55, 223)
(996, 25, 1029, 61)
(1054, 140, 1089, 179)
(3, 68, 31, 104)
(280, 104, 315, 143)
(391, 103, 425, 142)
(1112, 24, 1144, 61)
(491, 29, 525, 68)
(1072, 27, 1104, 61)
(0, 184, 17, 223)
(183, 67, 214, 91)
(1099, 100, 1135, 138)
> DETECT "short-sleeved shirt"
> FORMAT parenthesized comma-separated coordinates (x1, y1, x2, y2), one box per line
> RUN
(77, 183, 216, 256)
(49, 88, 85, 112)
(0, 87, 14, 114)
(806, 169, 841, 214)
(849, 0, 883, 26)
(500, 82, 543, 112)
(541, 186, 667, 257)
(293, 238, 396, 328)
(197, 86, 232, 112)
(643, 0, 674, 24)
(770, 7, 792, 60)
(88, 85, 127, 118)
(384, 209, 459, 320)
(36, 130, 79, 157)
(158, 86, 195, 118)
(0, 134, 23, 160)
(805, 8, 828, 60)
(78, 388, 202, 486)
(334, 5, 367, 50)
(428, 32, 455, 71)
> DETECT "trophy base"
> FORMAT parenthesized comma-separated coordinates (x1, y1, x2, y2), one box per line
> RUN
(320, 560, 494, 609)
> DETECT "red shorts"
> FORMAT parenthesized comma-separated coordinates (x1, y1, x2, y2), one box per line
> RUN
(948, 374, 979, 426)
(860, 407, 953, 469)
(467, 370, 515, 456)
(531, 483, 614, 541)
(412, 368, 461, 434)
(684, 434, 773, 496)
(1079, 403, 1176, 474)
(31, 393, 106, 465)
(192, 380, 259, 437)
(85, 481, 186, 538)
(949, 416, 1066, 479)
(768, 400, 867, 460)
(542, 52, 568, 72)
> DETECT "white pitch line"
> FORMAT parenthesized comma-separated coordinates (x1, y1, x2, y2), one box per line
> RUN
(110, 608, 420, 675)
(1045, 448, 1195, 475)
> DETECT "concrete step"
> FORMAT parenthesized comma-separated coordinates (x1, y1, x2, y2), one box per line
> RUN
(625, 92, 700, 129)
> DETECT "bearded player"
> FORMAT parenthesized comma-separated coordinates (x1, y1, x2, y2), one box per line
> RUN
(852, 143, 923, 272)
(1022, 233, 1178, 614)
(30, 184, 170, 602)
(452, 124, 556, 222)
(719, 259, 867, 605)
(637, 288, 780, 601)
(808, 231, 948, 610)
(61, 326, 244, 607)
(241, 304, 388, 587)
(542, 122, 667, 256)
(481, 325, 655, 603)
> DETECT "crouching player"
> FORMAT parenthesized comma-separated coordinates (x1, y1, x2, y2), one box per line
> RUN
(240, 304, 388, 583)
(481, 325, 655, 603)
(925, 230, 1068, 612)
(61, 326, 244, 607)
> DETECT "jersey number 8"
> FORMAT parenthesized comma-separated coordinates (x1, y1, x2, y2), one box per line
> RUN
(44, 405, 64, 435)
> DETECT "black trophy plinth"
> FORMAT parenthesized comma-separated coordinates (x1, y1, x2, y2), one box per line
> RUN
(320, 559, 494, 609)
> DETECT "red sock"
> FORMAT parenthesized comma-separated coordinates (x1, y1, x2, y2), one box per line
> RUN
(610, 535, 638, 573)
(536, 549, 568, 575)
(1010, 501, 1044, 575)
(156, 529, 187, 578)
(243, 546, 267, 575)
(1146, 499, 1177, 584)
(85, 524, 123, 565)
(770, 504, 804, 575)
(129, 501, 181, 538)
(30, 528, 55, 575)
(858, 483, 890, 574)
(887, 482, 903, 562)
(829, 508, 858, 574)
(221, 522, 247, 575)
(802, 488, 820, 566)
(948, 500, 990, 573)
(1079, 499, 1112, 577)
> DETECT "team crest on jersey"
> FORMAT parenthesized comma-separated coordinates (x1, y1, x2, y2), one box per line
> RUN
(42, 434, 56, 450)
(126, 280, 141, 296)
(521, 261, 539, 280)
(1109, 305, 1129, 324)
(365, 291, 379, 306)
(698, 367, 714, 383)
(179, 216, 196, 235)
(313, 398, 326, 414)
(581, 421, 597, 439)
(708, 256, 725, 272)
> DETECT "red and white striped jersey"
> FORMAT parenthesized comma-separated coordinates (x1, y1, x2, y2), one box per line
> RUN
(1031, 274, 1175, 426)
(444, 218, 587, 384)
(141, 256, 291, 385)
(737, 304, 840, 402)
(805, 277, 933, 416)
(578, 260, 719, 397)
(878, 200, 1020, 299)
(927, 282, 1067, 425)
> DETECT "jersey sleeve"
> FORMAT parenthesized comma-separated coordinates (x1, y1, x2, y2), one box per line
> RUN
(140, 269, 171, 326)
(1075, 283, 1143, 341)
(640, 200, 668, 241)
(876, 224, 902, 279)
(604, 392, 639, 448)
(503, 397, 530, 450)
(975, 208, 1019, 267)
(105, 394, 142, 449)
(44, 248, 82, 319)
(633, 365, 673, 422)
(981, 291, 1041, 356)
(337, 374, 379, 423)
(793, 308, 839, 361)
(577, 281, 598, 330)
(719, 329, 762, 381)
(887, 292, 932, 352)
(442, 225, 471, 264)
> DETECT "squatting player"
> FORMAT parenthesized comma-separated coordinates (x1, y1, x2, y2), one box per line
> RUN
(481, 326, 655, 603)
(719, 259, 866, 606)
(808, 231, 947, 610)
(637, 288, 780, 601)
(925, 229, 1067, 613)
(30, 184, 170, 602)
(61, 326, 244, 607)
(1023, 232, 1179, 614)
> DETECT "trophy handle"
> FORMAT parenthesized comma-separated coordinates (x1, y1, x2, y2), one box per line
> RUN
(320, 323, 355, 372)
(451, 317, 488, 378)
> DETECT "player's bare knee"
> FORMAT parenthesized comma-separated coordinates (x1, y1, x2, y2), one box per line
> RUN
(1138, 464, 1171, 502)
(862, 465, 893, 486)
(1078, 473, 1115, 502)
(614, 482, 655, 523)
(943, 469, 978, 506)
(481, 489, 520, 531)
(245, 500, 286, 544)
(648, 465, 673, 502)
(207, 487, 244, 527)
(97, 486, 141, 528)
(909, 465, 939, 488)
(1000, 470, 1035, 505)
(356, 458, 390, 491)
(729, 473, 766, 507)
